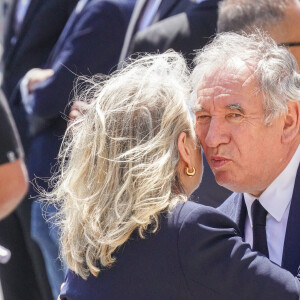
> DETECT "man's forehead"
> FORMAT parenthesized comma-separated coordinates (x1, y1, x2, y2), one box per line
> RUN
(195, 66, 258, 106)
(198, 58, 255, 85)
(199, 65, 255, 88)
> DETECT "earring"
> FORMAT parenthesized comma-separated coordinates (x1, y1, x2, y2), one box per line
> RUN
(185, 167, 195, 176)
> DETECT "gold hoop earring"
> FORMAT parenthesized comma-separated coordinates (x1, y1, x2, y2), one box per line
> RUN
(185, 167, 195, 176)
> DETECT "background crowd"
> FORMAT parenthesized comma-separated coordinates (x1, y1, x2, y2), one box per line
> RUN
(0, 0, 299, 299)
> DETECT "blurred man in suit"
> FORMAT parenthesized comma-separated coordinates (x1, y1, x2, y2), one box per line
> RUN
(218, 0, 300, 64)
(19, 0, 134, 297)
(2, 0, 78, 152)
(1, 1, 77, 299)
(217, 0, 300, 65)
(132, 0, 218, 65)
(118, 0, 191, 65)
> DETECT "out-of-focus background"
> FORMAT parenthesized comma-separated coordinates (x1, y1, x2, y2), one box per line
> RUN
(0, 0, 8, 82)
(0, 0, 4, 80)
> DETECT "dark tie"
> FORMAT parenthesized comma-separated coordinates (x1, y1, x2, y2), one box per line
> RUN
(251, 199, 269, 257)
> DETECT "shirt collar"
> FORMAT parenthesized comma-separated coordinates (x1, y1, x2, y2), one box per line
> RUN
(244, 145, 300, 227)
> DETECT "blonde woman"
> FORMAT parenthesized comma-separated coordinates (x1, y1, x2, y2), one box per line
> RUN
(48, 52, 300, 300)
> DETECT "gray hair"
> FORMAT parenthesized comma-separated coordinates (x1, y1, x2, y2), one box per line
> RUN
(191, 31, 300, 122)
(45, 51, 195, 279)
(217, 0, 293, 33)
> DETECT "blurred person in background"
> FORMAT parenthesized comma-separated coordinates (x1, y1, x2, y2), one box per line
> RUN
(217, 0, 300, 65)
(118, 0, 192, 65)
(0, 0, 78, 298)
(131, 0, 219, 66)
(2, 0, 78, 152)
(19, 0, 134, 297)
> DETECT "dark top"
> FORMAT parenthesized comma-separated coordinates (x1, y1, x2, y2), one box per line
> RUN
(0, 89, 23, 165)
(24, 0, 134, 197)
(61, 201, 300, 300)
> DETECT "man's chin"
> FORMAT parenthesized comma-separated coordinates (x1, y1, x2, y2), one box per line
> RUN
(214, 173, 241, 193)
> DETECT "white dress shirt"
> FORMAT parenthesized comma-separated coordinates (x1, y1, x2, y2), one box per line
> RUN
(138, 0, 162, 31)
(11, 0, 31, 44)
(243, 145, 300, 265)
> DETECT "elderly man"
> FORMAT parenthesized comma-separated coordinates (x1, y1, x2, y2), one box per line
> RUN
(215, 0, 300, 275)
(192, 31, 300, 276)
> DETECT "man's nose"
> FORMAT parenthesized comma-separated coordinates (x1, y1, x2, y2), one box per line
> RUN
(204, 117, 230, 148)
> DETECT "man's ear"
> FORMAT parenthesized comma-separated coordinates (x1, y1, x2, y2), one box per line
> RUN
(282, 101, 300, 144)
(177, 132, 192, 167)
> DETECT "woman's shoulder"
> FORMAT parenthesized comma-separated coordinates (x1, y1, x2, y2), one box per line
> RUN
(169, 200, 238, 230)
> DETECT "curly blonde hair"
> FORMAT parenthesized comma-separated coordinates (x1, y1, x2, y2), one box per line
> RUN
(45, 52, 195, 279)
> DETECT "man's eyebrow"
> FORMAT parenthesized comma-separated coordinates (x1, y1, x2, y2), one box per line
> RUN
(226, 103, 245, 113)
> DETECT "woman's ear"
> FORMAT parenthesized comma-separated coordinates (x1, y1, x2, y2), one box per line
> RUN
(177, 132, 192, 168)
(282, 101, 300, 144)
(177, 132, 202, 196)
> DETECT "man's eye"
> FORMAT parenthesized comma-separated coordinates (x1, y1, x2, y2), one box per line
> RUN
(228, 113, 242, 118)
(196, 115, 211, 123)
(226, 113, 243, 121)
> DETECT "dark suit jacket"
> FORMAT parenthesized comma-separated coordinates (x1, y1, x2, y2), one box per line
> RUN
(26, 0, 134, 194)
(60, 201, 300, 299)
(132, 0, 220, 65)
(0, 2, 77, 299)
(219, 166, 300, 276)
(118, 0, 192, 63)
(2, 0, 78, 98)
(2, 0, 78, 154)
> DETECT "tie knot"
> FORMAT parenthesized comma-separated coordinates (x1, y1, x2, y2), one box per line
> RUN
(251, 199, 268, 226)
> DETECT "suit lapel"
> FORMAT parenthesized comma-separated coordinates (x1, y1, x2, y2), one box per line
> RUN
(123, 0, 147, 40)
(154, 0, 178, 22)
(118, 0, 147, 64)
(231, 194, 247, 239)
(3, 0, 18, 62)
(15, 0, 41, 40)
(233, 194, 247, 238)
(281, 165, 300, 275)
(45, 1, 82, 65)
(219, 193, 247, 239)
(4, 0, 17, 49)
(130, 0, 147, 32)
(4, 0, 41, 67)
